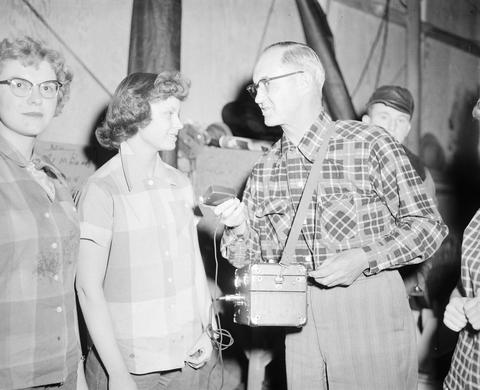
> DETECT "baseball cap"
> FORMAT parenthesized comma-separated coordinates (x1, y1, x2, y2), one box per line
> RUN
(366, 85, 414, 116)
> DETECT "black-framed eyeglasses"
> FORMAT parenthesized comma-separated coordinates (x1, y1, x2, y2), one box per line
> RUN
(0, 77, 62, 99)
(246, 70, 304, 98)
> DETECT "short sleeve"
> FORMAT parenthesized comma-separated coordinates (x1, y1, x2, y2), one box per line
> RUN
(76, 181, 113, 247)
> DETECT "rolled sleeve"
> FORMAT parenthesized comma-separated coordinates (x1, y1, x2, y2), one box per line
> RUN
(76, 181, 113, 247)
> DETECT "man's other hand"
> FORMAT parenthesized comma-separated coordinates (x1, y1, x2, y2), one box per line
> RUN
(308, 248, 368, 287)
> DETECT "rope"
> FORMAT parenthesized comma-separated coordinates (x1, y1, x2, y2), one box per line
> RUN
(22, 0, 113, 97)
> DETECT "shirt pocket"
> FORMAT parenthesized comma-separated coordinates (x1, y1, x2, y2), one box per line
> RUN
(318, 192, 357, 243)
(256, 198, 292, 251)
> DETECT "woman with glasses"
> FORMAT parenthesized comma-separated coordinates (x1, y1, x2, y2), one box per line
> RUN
(0, 37, 86, 390)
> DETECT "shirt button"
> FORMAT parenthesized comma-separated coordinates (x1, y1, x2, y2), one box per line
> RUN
(44, 212, 50, 218)
(51, 242, 58, 249)
(53, 274, 59, 281)
(147, 179, 154, 186)
(56, 306, 63, 313)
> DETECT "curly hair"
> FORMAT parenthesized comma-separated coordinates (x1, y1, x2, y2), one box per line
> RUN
(96, 71, 190, 150)
(0, 36, 73, 116)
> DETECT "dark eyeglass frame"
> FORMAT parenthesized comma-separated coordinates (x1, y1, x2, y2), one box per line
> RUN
(246, 70, 304, 98)
(0, 77, 63, 99)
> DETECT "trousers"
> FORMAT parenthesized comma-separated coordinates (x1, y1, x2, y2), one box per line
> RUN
(85, 347, 204, 390)
(285, 270, 418, 390)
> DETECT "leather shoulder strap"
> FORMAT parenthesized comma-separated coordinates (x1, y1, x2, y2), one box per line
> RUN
(280, 122, 336, 265)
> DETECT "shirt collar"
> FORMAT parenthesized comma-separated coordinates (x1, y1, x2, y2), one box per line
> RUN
(120, 142, 175, 192)
(280, 110, 334, 163)
(0, 133, 29, 167)
(0, 133, 63, 179)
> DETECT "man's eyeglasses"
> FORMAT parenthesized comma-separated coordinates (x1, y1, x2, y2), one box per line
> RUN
(246, 70, 304, 98)
(0, 77, 62, 99)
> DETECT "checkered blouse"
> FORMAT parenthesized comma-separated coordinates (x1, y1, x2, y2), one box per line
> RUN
(222, 111, 447, 273)
(444, 210, 480, 389)
(77, 142, 212, 374)
(0, 135, 80, 389)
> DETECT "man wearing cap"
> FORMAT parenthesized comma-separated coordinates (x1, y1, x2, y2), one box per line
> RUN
(363, 86, 440, 382)
(215, 42, 447, 389)
(362, 85, 436, 201)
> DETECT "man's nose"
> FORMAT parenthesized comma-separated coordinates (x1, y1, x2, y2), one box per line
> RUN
(255, 84, 267, 104)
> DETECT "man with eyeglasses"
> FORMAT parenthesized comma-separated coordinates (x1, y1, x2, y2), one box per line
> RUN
(215, 41, 447, 389)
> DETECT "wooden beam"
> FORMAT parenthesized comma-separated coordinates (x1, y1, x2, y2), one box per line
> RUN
(334, 0, 480, 57)
(422, 23, 480, 57)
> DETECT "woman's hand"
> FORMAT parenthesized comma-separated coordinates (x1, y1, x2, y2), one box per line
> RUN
(185, 332, 213, 369)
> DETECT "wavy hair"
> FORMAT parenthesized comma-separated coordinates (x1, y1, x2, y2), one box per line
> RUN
(0, 36, 73, 116)
(96, 71, 190, 150)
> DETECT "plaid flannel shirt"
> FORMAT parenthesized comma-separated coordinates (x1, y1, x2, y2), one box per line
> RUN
(444, 210, 480, 389)
(0, 135, 80, 389)
(77, 142, 212, 374)
(222, 111, 447, 273)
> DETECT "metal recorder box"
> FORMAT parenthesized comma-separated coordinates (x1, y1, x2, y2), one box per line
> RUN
(233, 263, 308, 327)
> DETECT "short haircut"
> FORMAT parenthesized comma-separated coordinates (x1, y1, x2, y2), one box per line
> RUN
(96, 71, 190, 150)
(264, 41, 325, 87)
(0, 36, 73, 116)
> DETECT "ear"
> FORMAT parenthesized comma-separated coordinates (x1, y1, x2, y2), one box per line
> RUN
(297, 72, 312, 93)
(362, 114, 371, 124)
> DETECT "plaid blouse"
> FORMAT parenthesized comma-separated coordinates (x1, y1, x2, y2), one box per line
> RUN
(0, 135, 80, 389)
(444, 210, 480, 389)
(222, 111, 447, 273)
(77, 142, 212, 374)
